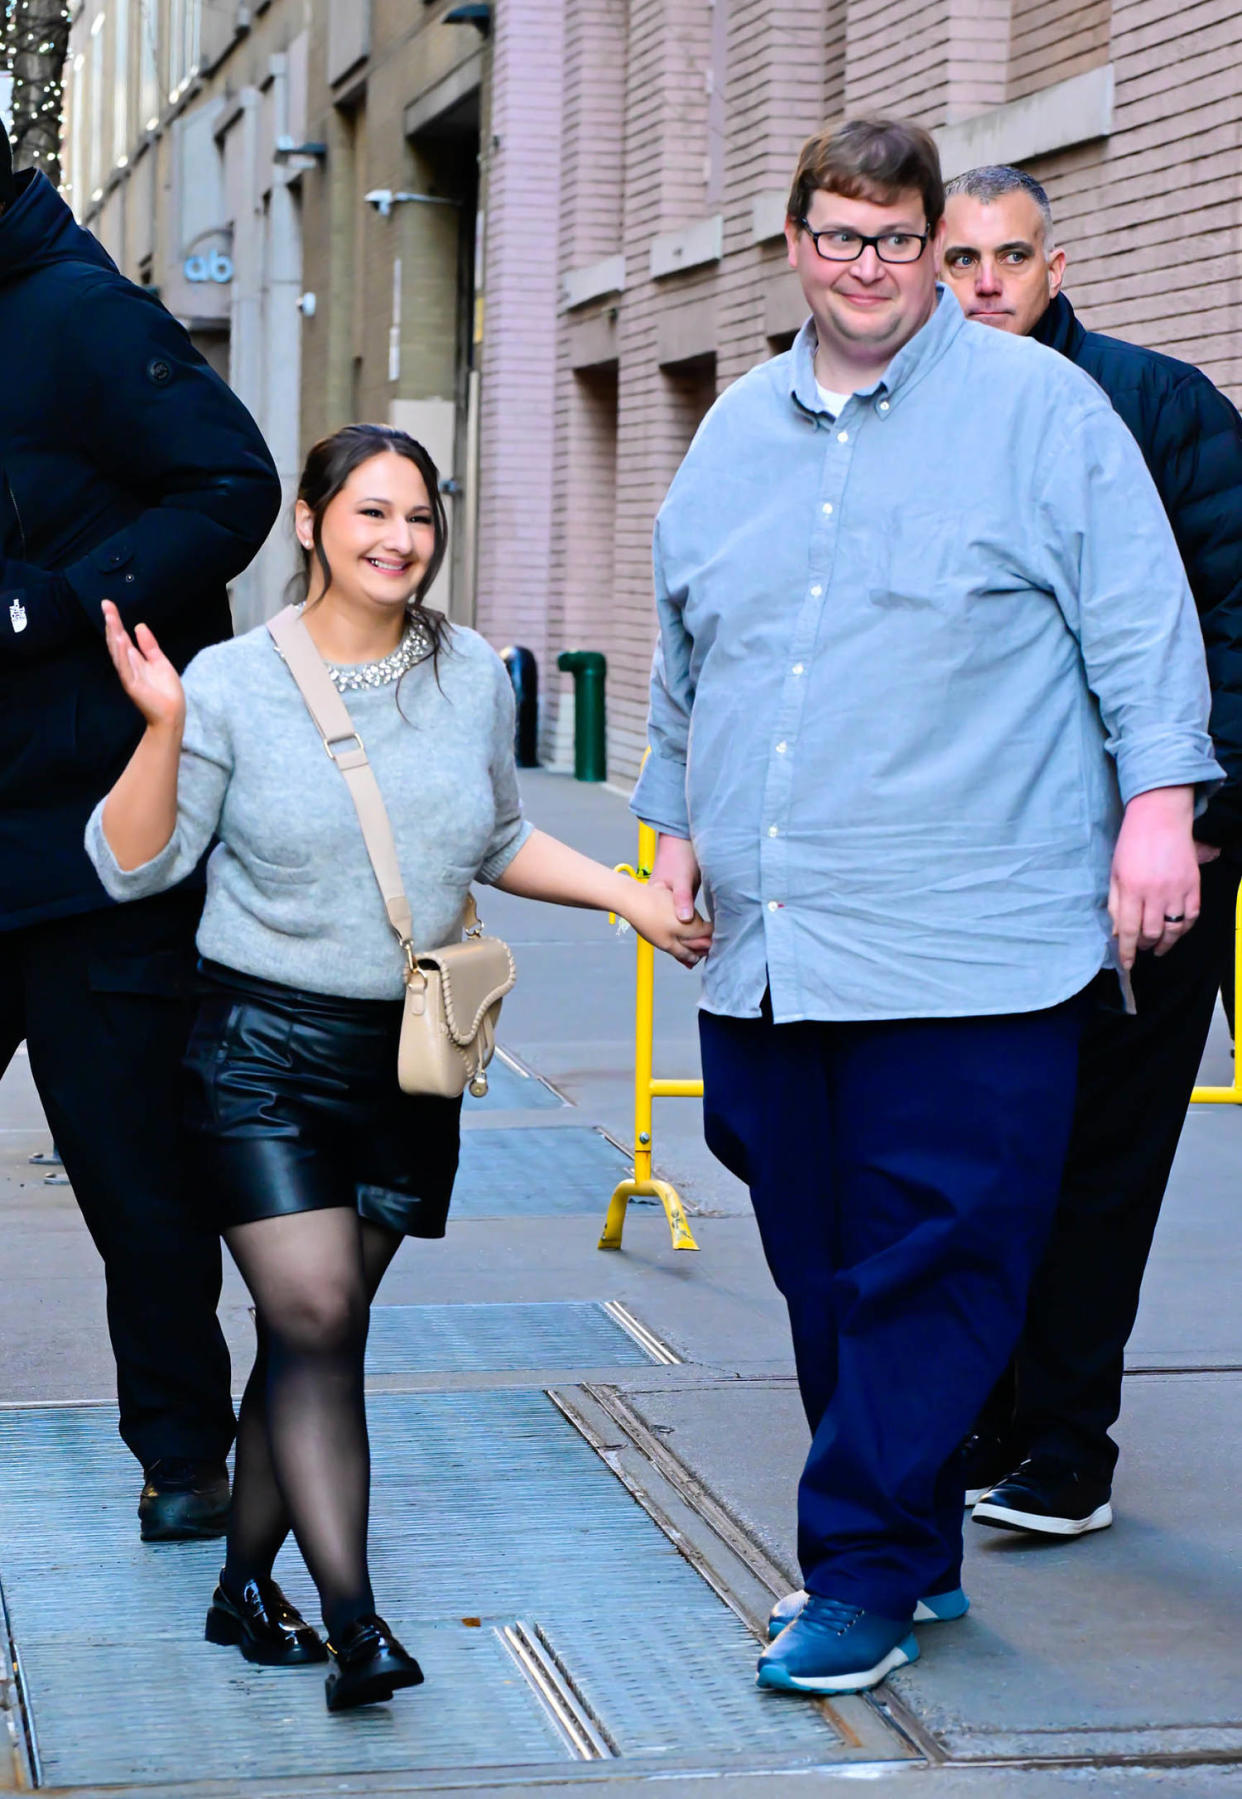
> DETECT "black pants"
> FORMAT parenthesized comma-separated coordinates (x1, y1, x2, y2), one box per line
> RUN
(982, 855, 1240, 1482)
(0, 889, 235, 1470)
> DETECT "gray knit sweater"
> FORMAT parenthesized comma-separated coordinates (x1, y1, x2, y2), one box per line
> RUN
(85, 622, 532, 999)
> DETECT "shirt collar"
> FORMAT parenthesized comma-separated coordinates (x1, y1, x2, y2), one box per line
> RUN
(789, 285, 966, 415)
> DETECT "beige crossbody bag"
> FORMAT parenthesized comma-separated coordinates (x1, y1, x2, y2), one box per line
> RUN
(267, 604, 516, 1099)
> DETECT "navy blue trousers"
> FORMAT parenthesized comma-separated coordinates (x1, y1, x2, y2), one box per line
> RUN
(699, 997, 1084, 1619)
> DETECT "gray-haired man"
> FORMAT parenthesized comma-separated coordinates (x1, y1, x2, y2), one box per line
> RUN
(942, 166, 1242, 1537)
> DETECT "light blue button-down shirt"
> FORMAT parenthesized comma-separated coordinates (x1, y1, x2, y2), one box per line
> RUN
(633, 290, 1222, 1023)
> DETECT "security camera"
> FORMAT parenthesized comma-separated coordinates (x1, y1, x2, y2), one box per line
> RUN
(362, 188, 462, 219)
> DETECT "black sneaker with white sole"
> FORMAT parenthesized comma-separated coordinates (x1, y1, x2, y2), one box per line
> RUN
(972, 1455, 1113, 1537)
(958, 1431, 1020, 1507)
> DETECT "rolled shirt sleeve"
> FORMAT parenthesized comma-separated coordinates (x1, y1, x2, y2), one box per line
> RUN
(84, 666, 232, 900)
(1038, 400, 1224, 806)
(631, 527, 695, 837)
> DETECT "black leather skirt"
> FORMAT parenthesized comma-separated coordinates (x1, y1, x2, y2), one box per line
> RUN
(183, 962, 462, 1236)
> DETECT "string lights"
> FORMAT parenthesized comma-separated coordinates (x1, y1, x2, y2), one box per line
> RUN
(2, 0, 73, 190)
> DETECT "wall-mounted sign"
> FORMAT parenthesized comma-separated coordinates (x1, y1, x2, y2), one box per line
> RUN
(185, 249, 234, 284)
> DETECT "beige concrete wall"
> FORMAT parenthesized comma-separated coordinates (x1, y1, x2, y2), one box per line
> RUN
(63, 0, 489, 626)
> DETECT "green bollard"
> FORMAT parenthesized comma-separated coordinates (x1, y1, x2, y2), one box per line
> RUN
(556, 649, 607, 782)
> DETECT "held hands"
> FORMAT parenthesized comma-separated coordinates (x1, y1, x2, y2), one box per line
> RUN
(624, 831, 713, 967)
(101, 600, 185, 734)
(622, 878, 713, 967)
(1109, 786, 1200, 970)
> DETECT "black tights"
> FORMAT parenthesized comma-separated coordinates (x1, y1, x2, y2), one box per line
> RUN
(222, 1207, 401, 1641)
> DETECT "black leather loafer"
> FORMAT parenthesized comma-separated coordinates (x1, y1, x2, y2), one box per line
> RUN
(138, 1459, 230, 1542)
(324, 1613, 424, 1712)
(205, 1573, 327, 1666)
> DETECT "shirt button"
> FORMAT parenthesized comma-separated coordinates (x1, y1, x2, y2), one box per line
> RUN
(810, 584, 822, 597)
(768, 825, 779, 837)
(767, 900, 779, 912)
(837, 429, 848, 443)
(878, 399, 890, 412)
(822, 503, 833, 515)
(792, 663, 804, 676)
(776, 741, 787, 754)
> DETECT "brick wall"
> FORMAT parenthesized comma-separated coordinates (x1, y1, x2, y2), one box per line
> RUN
(545, 0, 1242, 789)
(1009, 0, 1110, 100)
(473, 0, 566, 672)
(1024, 0, 1242, 395)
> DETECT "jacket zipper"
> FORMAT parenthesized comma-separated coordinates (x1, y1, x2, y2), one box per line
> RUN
(1, 472, 27, 557)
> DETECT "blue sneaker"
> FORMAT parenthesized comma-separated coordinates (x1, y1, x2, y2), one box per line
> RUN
(757, 1596, 918, 1693)
(767, 1583, 968, 1640)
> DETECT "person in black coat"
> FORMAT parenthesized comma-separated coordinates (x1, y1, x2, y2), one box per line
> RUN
(941, 165, 1242, 1535)
(0, 127, 282, 1538)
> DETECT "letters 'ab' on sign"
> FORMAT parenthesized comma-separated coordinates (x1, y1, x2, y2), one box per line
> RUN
(184, 250, 234, 284)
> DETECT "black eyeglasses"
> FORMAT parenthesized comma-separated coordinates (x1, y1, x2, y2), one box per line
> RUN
(799, 221, 930, 264)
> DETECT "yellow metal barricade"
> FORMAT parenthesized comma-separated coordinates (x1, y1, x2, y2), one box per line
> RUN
(599, 815, 702, 1252)
(1191, 875, 1242, 1103)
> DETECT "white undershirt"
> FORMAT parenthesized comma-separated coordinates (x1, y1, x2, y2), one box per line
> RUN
(815, 381, 851, 417)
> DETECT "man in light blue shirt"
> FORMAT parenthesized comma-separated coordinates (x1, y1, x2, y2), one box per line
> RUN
(632, 118, 1220, 1695)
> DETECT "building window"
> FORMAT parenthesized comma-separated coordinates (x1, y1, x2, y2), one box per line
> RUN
(69, 51, 86, 212)
(112, 0, 130, 167)
(664, 354, 718, 475)
(89, 10, 105, 200)
(140, 0, 159, 130)
(169, 0, 201, 101)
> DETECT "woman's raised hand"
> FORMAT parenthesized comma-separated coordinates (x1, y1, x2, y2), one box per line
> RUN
(625, 879, 713, 968)
(102, 600, 185, 733)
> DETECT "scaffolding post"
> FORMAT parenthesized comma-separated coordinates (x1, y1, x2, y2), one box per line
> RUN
(1191, 874, 1242, 1104)
(599, 817, 702, 1252)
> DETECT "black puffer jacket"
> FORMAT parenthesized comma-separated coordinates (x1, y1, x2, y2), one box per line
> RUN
(1034, 291, 1242, 850)
(0, 170, 281, 929)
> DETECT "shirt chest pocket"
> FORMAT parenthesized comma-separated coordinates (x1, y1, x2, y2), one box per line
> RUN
(867, 511, 960, 616)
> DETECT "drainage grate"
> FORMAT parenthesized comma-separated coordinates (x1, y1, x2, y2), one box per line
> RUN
(0, 1393, 840, 1787)
(452, 1126, 633, 1218)
(365, 1300, 675, 1375)
(469, 1051, 567, 1111)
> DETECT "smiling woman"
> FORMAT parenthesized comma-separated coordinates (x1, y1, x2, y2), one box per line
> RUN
(82, 419, 711, 1717)
(290, 424, 450, 675)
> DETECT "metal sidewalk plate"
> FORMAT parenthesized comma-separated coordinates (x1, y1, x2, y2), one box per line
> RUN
(0, 1393, 854, 1787)
(452, 1126, 633, 1217)
(469, 1050, 567, 1111)
(365, 1300, 671, 1374)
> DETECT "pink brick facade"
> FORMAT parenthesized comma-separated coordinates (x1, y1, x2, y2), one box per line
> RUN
(470, 0, 1242, 790)
(475, 0, 566, 680)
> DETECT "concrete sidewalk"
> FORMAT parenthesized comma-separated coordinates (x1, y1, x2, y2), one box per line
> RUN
(2, 769, 1241, 1795)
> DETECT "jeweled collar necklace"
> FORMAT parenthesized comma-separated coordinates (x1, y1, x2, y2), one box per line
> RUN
(299, 607, 434, 693)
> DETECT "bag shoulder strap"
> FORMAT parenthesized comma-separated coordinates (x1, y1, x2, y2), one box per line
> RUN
(267, 604, 416, 949)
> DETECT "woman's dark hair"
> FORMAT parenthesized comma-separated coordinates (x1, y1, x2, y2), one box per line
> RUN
(289, 422, 451, 670)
